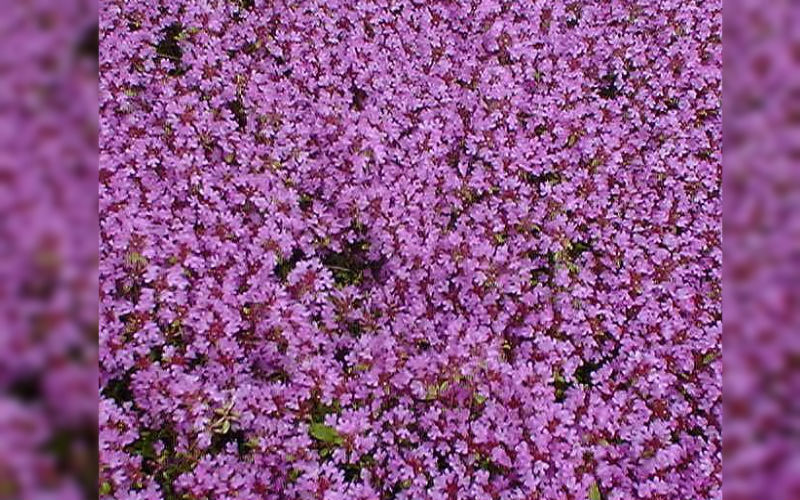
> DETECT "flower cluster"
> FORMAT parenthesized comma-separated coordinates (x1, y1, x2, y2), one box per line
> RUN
(99, 1, 721, 499)
(0, 0, 99, 499)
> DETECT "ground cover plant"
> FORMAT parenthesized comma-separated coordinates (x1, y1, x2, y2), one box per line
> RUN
(99, 1, 721, 498)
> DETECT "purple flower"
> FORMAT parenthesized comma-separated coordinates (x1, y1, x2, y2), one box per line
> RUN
(99, 1, 721, 499)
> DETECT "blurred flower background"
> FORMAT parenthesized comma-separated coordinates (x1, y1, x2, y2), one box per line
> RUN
(723, 1, 800, 500)
(0, 0, 98, 499)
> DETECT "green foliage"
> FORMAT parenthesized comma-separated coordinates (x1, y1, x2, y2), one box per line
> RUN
(552, 368, 570, 402)
(525, 170, 562, 187)
(124, 251, 148, 270)
(287, 468, 303, 483)
(125, 425, 197, 500)
(574, 359, 600, 387)
(102, 371, 134, 405)
(309, 396, 341, 424)
(473, 452, 506, 475)
(702, 351, 718, 365)
(226, 99, 247, 130)
(321, 227, 382, 288)
(100, 481, 113, 496)
(154, 23, 187, 76)
(274, 249, 305, 282)
(309, 423, 342, 445)
(340, 454, 376, 483)
(589, 481, 603, 500)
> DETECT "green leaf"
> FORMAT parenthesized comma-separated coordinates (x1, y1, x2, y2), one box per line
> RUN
(589, 482, 603, 500)
(125, 251, 148, 268)
(288, 468, 302, 482)
(425, 384, 438, 400)
(100, 482, 113, 496)
(702, 351, 718, 365)
(567, 132, 579, 147)
(309, 423, 341, 444)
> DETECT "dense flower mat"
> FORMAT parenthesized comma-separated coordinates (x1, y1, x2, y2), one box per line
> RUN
(99, 1, 721, 499)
